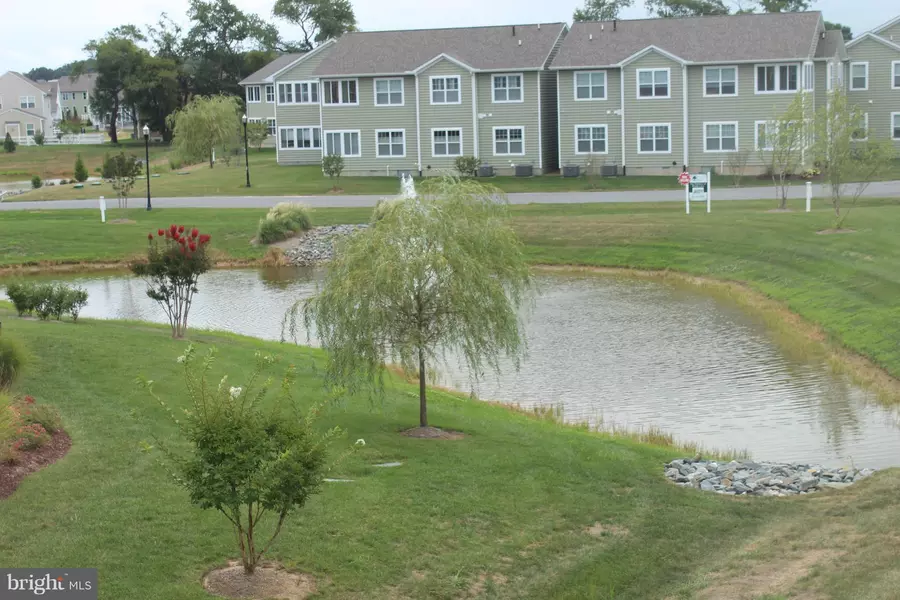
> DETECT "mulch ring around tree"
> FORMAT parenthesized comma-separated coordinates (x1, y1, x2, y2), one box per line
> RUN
(0, 431, 72, 499)
(203, 561, 316, 600)
(400, 426, 466, 440)
(816, 229, 857, 235)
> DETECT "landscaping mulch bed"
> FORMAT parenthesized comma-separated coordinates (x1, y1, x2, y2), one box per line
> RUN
(0, 431, 71, 499)
(203, 561, 316, 600)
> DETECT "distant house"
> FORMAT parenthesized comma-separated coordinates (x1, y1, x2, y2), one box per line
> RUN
(240, 53, 305, 148)
(58, 73, 99, 124)
(0, 71, 54, 139)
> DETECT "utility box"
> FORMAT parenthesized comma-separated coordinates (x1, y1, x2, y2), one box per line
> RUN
(601, 165, 619, 177)
(478, 165, 495, 177)
(562, 165, 580, 178)
(515, 165, 533, 177)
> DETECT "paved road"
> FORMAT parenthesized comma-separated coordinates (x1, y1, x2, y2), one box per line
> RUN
(2, 180, 898, 211)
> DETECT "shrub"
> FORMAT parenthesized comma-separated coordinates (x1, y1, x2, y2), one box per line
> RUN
(0, 336, 26, 389)
(66, 287, 89, 322)
(168, 156, 184, 171)
(454, 156, 480, 178)
(6, 282, 35, 316)
(17, 398, 62, 435)
(0, 393, 17, 462)
(140, 344, 344, 575)
(31, 175, 42, 189)
(371, 198, 402, 223)
(3, 133, 16, 153)
(33, 132, 45, 146)
(102, 152, 142, 207)
(60, 179, 69, 185)
(256, 202, 312, 244)
(73, 154, 89, 182)
(11, 423, 50, 451)
(6, 282, 87, 321)
(322, 154, 344, 190)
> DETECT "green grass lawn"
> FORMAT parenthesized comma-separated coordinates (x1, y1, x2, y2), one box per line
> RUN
(0, 141, 171, 183)
(2, 312, 897, 599)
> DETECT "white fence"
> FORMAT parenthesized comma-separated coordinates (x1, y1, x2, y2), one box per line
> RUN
(11, 133, 106, 146)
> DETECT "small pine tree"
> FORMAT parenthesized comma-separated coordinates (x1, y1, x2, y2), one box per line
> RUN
(3, 133, 17, 153)
(73, 154, 88, 182)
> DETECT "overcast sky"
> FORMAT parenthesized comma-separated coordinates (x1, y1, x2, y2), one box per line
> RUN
(3, 0, 897, 73)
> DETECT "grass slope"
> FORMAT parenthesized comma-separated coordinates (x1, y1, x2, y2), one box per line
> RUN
(0, 142, 170, 183)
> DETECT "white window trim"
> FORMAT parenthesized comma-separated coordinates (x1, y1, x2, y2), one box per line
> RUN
(324, 129, 362, 156)
(19, 95, 36, 109)
(276, 80, 320, 106)
(246, 85, 261, 103)
(430, 127, 464, 157)
(492, 73, 525, 104)
(429, 75, 462, 105)
(849, 61, 869, 91)
(278, 126, 296, 150)
(492, 126, 526, 156)
(635, 68, 671, 100)
(574, 124, 609, 155)
(26, 124, 35, 135)
(826, 63, 834, 91)
(265, 85, 275, 103)
(322, 79, 360, 106)
(754, 63, 800, 95)
(278, 126, 322, 150)
(636, 122, 672, 154)
(374, 129, 406, 158)
(573, 71, 608, 101)
(702, 121, 739, 153)
(891, 112, 900, 140)
(702, 66, 739, 98)
(891, 61, 900, 90)
(853, 112, 869, 141)
(754, 120, 774, 151)
(266, 118, 276, 135)
(373, 78, 405, 107)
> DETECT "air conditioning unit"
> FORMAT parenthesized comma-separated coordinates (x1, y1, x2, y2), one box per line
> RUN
(562, 165, 580, 178)
(515, 165, 533, 177)
(477, 165, 495, 177)
(601, 165, 618, 177)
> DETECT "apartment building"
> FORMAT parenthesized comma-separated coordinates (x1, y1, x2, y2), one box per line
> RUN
(0, 71, 53, 139)
(845, 16, 900, 151)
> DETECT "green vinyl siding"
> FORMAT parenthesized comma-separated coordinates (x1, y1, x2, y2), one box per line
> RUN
(244, 85, 276, 148)
(418, 59, 474, 174)
(476, 71, 541, 173)
(321, 76, 418, 175)
(275, 46, 332, 165)
(624, 52, 684, 172)
(557, 68, 622, 171)
(847, 37, 900, 149)
(876, 22, 900, 41)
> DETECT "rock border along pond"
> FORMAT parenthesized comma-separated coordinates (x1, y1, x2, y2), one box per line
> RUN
(665, 458, 876, 496)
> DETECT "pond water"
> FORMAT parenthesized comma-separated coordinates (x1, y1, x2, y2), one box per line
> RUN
(8, 268, 900, 468)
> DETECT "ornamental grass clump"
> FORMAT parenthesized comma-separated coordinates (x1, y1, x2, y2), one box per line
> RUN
(0, 336, 26, 390)
(256, 202, 312, 244)
(0, 395, 60, 463)
(131, 225, 212, 338)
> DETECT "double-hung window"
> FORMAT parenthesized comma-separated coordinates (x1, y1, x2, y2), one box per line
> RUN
(850, 62, 868, 91)
(432, 129, 462, 156)
(279, 126, 321, 150)
(493, 127, 524, 155)
(277, 83, 293, 104)
(278, 81, 319, 105)
(431, 76, 460, 104)
(575, 71, 606, 100)
(892, 113, 900, 140)
(266, 118, 276, 136)
(893, 62, 900, 89)
(638, 123, 670, 153)
(374, 78, 404, 106)
(704, 67, 737, 96)
(325, 130, 361, 156)
(493, 74, 523, 102)
(755, 121, 776, 151)
(376, 130, 405, 157)
(575, 125, 607, 154)
(323, 80, 358, 105)
(637, 69, 669, 98)
(265, 85, 275, 103)
(26, 124, 35, 136)
(756, 64, 798, 93)
(246, 85, 261, 103)
(19, 96, 35, 109)
(704, 122, 737, 152)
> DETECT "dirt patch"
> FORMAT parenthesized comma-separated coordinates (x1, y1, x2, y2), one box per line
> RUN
(765, 208, 794, 213)
(816, 228, 857, 235)
(0, 431, 71, 499)
(326, 188, 345, 194)
(466, 573, 507, 597)
(107, 218, 137, 224)
(400, 426, 466, 440)
(411, 570, 427, 581)
(203, 561, 316, 600)
(585, 522, 629, 537)
(696, 549, 838, 600)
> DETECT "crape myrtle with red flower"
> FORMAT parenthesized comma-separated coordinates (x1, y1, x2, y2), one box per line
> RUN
(131, 224, 212, 338)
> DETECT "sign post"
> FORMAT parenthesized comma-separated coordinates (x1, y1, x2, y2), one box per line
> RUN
(678, 172, 691, 214)
(806, 181, 812, 213)
(687, 173, 710, 213)
(99, 196, 106, 223)
(706, 171, 712, 214)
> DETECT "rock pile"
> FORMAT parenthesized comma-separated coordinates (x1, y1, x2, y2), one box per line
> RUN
(282, 224, 368, 266)
(665, 458, 876, 496)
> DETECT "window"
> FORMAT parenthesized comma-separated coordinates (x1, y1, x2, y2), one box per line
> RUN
(83, 92, 88, 100)
(575, 71, 606, 100)
(325, 130, 361, 156)
(850, 62, 868, 91)
(493, 127, 524, 155)
(803, 63, 814, 92)
(374, 78, 404, 106)
(637, 69, 669, 98)
(431, 76, 461, 104)
(83, 106, 89, 115)
(892, 62, 900, 89)
(19, 96, 36, 109)
(61, 92, 69, 101)
(704, 122, 738, 152)
(432, 128, 462, 156)
(704, 67, 737, 96)
(826, 63, 833, 91)
(323, 80, 358, 105)
(637, 123, 670, 153)
(279, 126, 321, 149)
(277, 83, 293, 104)
(278, 81, 319, 105)
(26, 124, 35, 136)
(376, 130, 405, 157)
(246, 86, 261, 103)
(266, 118, 276, 136)
(493, 74, 523, 103)
(575, 125, 607, 154)
(892, 113, 900, 140)
(756, 64, 798, 93)
(755, 121, 774, 151)
(265, 85, 275, 103)
(852, 113, 868, 141)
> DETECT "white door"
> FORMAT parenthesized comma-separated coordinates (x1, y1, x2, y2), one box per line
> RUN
(4, 123, 20, 139)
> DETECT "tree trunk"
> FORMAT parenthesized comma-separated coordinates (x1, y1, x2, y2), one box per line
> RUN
(109, 98, 119, 145)
(418, 346, 427, 428)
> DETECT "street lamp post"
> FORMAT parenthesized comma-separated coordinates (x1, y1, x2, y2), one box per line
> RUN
(242, 114, 250, 188)
(143, 124, 151, 211)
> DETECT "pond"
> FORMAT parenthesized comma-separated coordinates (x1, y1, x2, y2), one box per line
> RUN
(8, 268, 900, 468)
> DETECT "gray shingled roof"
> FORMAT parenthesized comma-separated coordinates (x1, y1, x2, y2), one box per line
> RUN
(240, 53, 306, 85)
(314, 23, 567, 76)
(59, 73, 97, 92)
(814, 30, 847, 60)
(551, 12, 822, 68)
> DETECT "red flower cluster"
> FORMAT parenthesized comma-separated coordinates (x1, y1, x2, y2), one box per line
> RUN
(147, 224, 212, 256)
(23, 395, 35, 405)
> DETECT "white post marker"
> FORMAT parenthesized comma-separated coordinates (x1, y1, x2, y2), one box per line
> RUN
(99, 196, 106, 223)
(806, 181, 812, 213)
(707, 171, 712, 214)
(679, 171, 692, 214)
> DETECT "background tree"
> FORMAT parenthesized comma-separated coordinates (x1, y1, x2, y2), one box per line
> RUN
(129, 55, 181, 142)
(321, 154, 344, 190)
(825, 21, 853, 41)
(102, 152, 143, 208)
(812, 89, 898, 229)
(573, 0, 634, 21)
(757, 0, 809, 10)
(757, 92, 807, 209)
(273, 0, 357, 50)
(646, 0, 728, 17)
(245, 121, 269, 151)
(73, 154, 88, 183)
(3, 133, 16, 153)
(167, 95, 243, 169)
(294, 177, 532, 431)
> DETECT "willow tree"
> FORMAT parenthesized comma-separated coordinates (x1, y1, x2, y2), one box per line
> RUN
(294, 177, 532, 430)
(166, 94, 242, 168)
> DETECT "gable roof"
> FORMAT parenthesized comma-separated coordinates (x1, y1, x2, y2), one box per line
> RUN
(240, 53, 306, 85)
(814, 30, 848, 61)
(314, 22, 567, 76)
(3, 71, 47, 94)
(551, 11, 823, 69)
(59, 73, 97, 93)
(846, 31, 900, 52)
(873, 14, 900, 36)
(0, 107, 47, 121)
